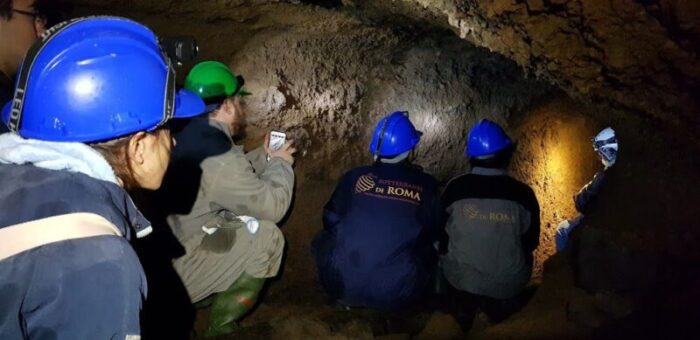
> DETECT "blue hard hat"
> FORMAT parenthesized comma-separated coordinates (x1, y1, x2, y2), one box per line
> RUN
(1, 16, 204, 143)
(369, 111, 422, 157)
(465, 119, 512, 158)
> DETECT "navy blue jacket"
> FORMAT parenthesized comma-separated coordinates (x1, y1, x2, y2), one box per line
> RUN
(0, 164, 148, 339)
(312, 162, 439, 309)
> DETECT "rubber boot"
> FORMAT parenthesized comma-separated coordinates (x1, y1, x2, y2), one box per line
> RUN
(194, 295, 215, 309)
(204, 273, 265, 337)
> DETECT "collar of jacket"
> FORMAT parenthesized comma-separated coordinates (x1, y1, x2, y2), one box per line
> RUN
(208, 118, 234, 142)
(0, 134, 152, 238)
(0, 133, 118, 184)
(471, 167, 507, 176)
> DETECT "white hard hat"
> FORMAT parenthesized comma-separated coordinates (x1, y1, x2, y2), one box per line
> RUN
(595, 127, 615, 142)
(593, 127, 618, 168)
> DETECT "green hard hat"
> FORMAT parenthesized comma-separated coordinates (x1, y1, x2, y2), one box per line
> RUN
(184, 61, 249, 100)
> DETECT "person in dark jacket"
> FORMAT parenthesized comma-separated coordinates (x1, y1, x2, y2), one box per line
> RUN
(312, 111, 440, 310)
(0, 0, 69, 133)
(0, 17, 204, 339)
(555, 127, 618, 251)
(441, 119, 540, 327)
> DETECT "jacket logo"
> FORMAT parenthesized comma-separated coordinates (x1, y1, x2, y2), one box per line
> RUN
(355, 174, 376, 193)
(354, 173, 423, 205)
(463, 204, 516, 223)
(465, 204, 479, 219)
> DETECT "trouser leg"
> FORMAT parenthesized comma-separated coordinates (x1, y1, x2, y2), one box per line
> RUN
(444, 284, 479, 333)
(475, 284, 538, 323)
(173, 220, 285, 303)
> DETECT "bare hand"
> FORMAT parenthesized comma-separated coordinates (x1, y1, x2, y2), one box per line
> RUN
(266, 139, 297, 165)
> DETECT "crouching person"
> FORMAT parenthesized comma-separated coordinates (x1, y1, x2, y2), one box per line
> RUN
(555, 127, 618, 252)
(155, 61, 295, 337)
(312, 111, 440, 310)
(0, 17, 203, 339)
(441, 119, 540, 327)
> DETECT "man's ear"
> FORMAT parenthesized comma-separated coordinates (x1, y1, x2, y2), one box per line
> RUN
(34, 16, 47, 37)
(127, 132, 148, 166)
(224, 98, 236, 117)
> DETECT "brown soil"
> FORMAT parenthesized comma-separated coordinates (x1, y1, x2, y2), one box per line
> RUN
(511, 98, 602, 276)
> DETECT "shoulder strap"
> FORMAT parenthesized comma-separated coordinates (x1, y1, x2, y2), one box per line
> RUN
(0, 213, 122, 261)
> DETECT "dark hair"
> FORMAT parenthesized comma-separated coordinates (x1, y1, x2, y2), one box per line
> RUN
(469, 145, 515, 169)
(33, 0, 71, 28)
(0, 0, 12, 19)
(1, 0, 71, 28)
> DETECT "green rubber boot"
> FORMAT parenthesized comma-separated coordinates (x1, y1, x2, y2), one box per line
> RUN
(204, 273, 265, 338)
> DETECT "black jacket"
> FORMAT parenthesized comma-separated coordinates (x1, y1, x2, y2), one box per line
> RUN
(441, 167, 540, 299)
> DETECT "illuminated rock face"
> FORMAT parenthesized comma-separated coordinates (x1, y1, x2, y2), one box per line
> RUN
(73, 1, 551, 181)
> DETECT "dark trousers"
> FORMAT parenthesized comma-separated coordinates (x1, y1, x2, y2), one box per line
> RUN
(444, 283, 536, 332)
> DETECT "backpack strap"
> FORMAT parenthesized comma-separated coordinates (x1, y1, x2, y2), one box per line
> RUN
(0, 213, 122, 261)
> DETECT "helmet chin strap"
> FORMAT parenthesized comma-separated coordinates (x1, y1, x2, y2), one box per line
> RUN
(379, 150, 410, 164)
(8, 18, 76, 132)
(373, 117, 390, 162)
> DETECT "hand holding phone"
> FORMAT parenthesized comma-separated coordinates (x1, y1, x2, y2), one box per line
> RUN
(268, 131, 286, 151)
(265, 131, 297, 165)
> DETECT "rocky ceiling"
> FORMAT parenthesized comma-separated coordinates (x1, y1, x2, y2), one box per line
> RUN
(366, 0, 700, 127)
(76, 0, 700, 133)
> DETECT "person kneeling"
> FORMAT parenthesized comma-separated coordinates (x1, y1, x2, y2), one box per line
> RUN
(441, 119, 540, 328)
(312, 111, 440, 310)
(153, 61, 296, 337)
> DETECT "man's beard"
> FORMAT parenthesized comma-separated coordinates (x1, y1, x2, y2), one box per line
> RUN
(231, 122, 247, 142)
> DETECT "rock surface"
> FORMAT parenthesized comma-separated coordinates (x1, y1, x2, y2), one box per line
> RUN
(394, 0, 700, 130)
(75, 0, 551, 181)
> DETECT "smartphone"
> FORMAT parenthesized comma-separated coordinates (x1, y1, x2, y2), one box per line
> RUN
(268, 131, 286, 151)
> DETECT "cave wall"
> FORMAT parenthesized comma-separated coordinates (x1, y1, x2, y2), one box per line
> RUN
(69, 1, 700, 337)
(393, 0, 700, 130)
(76, 0, 700, 131)
(76, 0, 551, 181)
